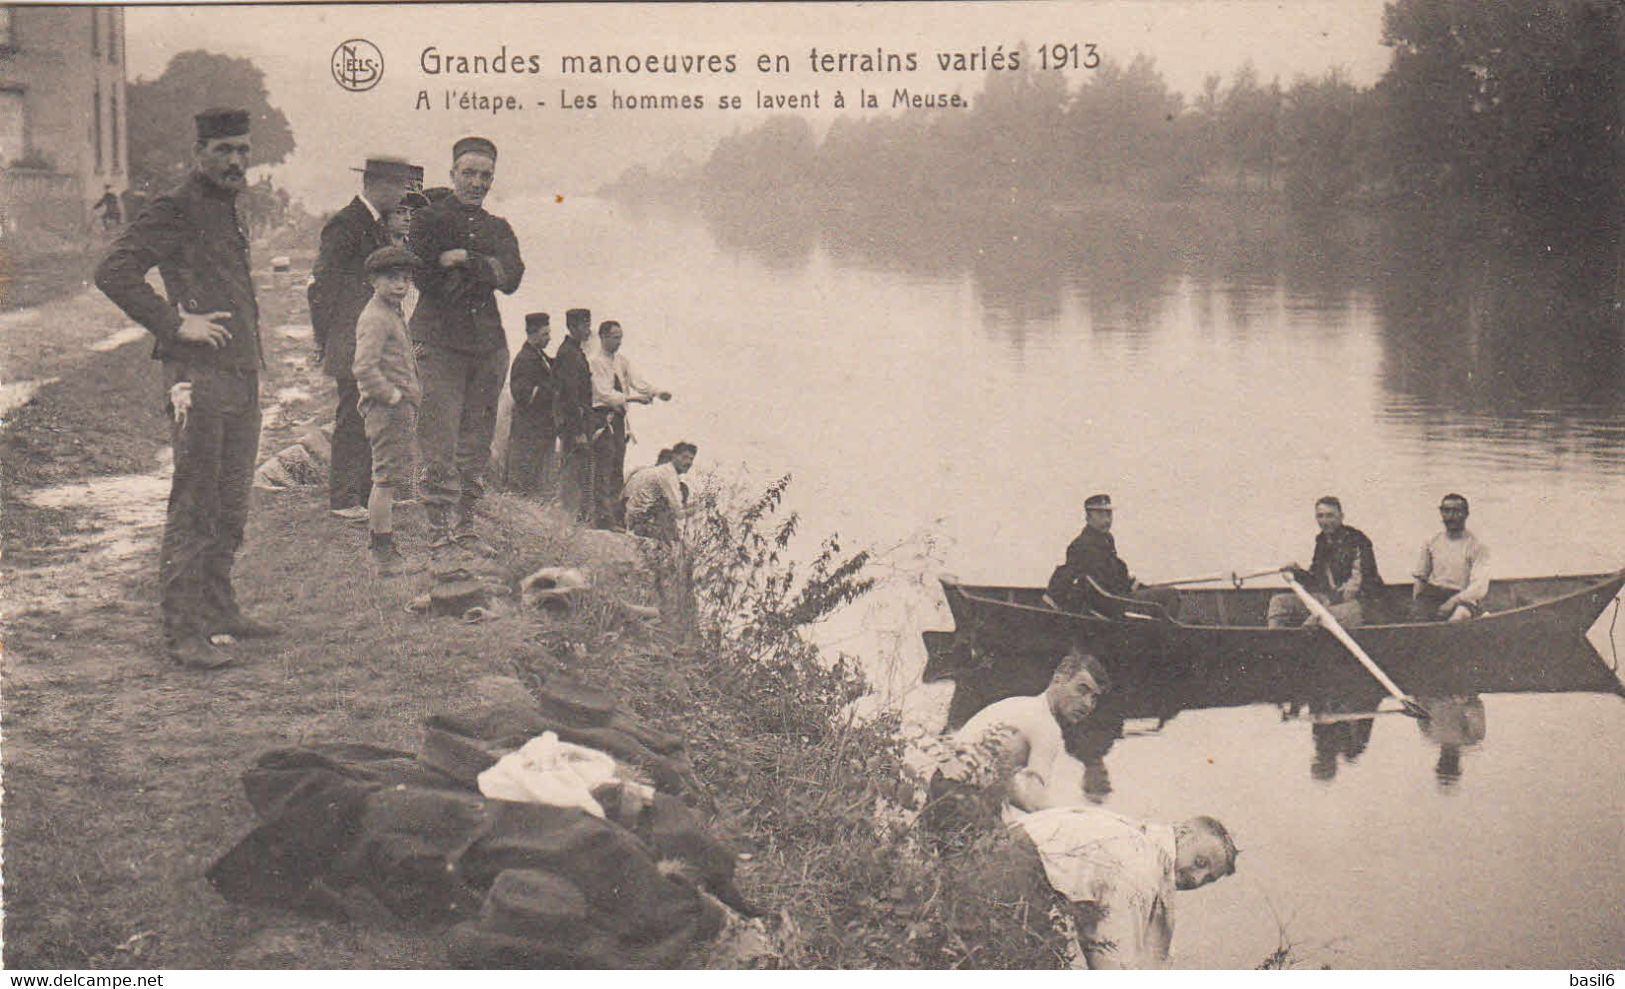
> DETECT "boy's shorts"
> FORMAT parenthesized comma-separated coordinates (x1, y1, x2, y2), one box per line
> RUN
(362, 398, 418, 488)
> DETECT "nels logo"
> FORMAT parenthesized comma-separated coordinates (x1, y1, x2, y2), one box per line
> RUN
(331, 39, 383, 92)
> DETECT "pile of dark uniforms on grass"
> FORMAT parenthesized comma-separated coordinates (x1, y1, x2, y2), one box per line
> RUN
(207, 677, 749, 967)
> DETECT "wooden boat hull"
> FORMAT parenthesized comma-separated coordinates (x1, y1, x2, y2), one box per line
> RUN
(924, 570, 1625, 727)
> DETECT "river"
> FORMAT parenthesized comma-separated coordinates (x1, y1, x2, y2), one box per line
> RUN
(491, 190, 1623, 968)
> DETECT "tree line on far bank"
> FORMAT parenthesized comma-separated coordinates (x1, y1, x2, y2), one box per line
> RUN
(611, 0, 1621, 229)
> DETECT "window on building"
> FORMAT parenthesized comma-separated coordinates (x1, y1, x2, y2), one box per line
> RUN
(92, 81, 103, 173)
(0, 8, 15, 50)
(0, 89, 25, 166)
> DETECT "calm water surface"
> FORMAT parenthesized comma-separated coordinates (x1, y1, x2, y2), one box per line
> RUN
(495, 193, 1623, 968)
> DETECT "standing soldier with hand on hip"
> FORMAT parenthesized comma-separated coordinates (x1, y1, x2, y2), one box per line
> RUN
(309, 156, 418, 522)
(95, 108, 276, 669)
(408, 136, 524, 554)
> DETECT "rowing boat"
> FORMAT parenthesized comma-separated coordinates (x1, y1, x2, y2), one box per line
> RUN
(923, 570, 1625, 727)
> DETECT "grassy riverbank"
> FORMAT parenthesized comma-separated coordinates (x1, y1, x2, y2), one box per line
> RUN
(1, 246, 1067, 968)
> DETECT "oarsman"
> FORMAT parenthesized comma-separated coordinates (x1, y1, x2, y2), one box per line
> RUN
(1410, 493, 1490, 622)
(553, 308, 595, 523)
(1046, 494, 1181, 618)
(587, 319, 670, 529)
(309, 156, 418, 522)
(94, 107, 276, 669)
(407, 136, 524, 553)
(504, 312, 558, 497)
(1009, 805, 1239, 969)
(623, 441, 697, 542)
(1266, 495, 1381, 628)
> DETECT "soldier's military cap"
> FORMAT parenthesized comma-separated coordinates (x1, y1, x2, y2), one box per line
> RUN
(565, 308, 591, 331)
(525, 313, 550, 331)
(452, 136, 498, 162)
(1084, 493, 1114, 511)
(195, 108, 250, 141)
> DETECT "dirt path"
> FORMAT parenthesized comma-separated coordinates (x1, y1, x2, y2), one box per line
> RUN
(1, 253, 548, 967)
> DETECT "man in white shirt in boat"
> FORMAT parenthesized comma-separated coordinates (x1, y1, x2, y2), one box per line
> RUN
(924, 649, 1109, 838)
(1410, 493, 1490, 622)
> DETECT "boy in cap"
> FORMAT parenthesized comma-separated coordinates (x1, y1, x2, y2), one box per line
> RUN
(505, 312, 558, 496)
(311, 156, 421, 522)
(353, 245, 425, 575)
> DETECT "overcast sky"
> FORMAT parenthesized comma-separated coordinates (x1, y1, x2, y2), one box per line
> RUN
(126, 1, 1394, 208)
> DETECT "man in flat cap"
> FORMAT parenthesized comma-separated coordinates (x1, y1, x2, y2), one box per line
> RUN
(504, 312, 557, 496)
(309, 156, 419, 522)
(408, 136, 524, 552)
(95, 107, 274, 668)
(1046, 494, 1181, 619)
(553, 308, 595, 523)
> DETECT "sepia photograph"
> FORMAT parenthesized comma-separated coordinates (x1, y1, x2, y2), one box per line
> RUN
(1, 0, 1621, 974)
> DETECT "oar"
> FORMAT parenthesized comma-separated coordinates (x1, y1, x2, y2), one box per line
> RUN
(1283, 571, 1430, 720)
(1146, 566, 1280, 589)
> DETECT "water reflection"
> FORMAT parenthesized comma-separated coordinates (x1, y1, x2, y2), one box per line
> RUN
(1417, 694, 1487, 789)
(697, 195, 1622, 460)
(946, 633, 1619, 799)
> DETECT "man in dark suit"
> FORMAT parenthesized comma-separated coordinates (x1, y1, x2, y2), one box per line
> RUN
(308, 156, 417, 521)
(1047, 493, 1181, 618)
(553, 308, 595, 524)
(505, 312, 557, 496)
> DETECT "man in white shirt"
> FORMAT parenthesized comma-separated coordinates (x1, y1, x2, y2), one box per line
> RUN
(923, 650, 1108, 843)
(587, 320, 670, 529)
(1009, 805, 1238, 969)
(623, 442, 696, 542)
(1410, 493, 1490, 622)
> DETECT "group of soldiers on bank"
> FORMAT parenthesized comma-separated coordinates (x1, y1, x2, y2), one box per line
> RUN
(94, 108, 693, 667)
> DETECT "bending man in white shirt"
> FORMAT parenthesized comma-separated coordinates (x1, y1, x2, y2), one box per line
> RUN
(586, 320, 670, 529)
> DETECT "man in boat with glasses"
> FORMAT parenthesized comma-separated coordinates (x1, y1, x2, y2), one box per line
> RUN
(1266, 495, 1381, 628)
(1409, 493, 1490, 622)
(1046, 493, 1182, 619)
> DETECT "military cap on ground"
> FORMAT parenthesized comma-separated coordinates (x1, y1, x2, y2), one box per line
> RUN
(353, 157, 418, 182)
(453, 136, 498, 162)
(364, 244, 420, 275)
(1084, 493, 1114, 511)
(565, 308, 591, 330)
(195, 108, 250, 141)
(525, 313, 550, 331)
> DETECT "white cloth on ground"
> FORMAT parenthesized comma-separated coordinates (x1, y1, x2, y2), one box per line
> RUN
(477, 731, 620, 818)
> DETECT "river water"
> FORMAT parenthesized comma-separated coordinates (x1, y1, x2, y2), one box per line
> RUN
(495, 191, 1622, 968)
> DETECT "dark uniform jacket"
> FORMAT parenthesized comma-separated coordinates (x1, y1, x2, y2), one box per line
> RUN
(553, 336, 593, 442)
(95, 172, 262, 371)
(1291, 525, 1381, 600)
(406, 196, 524, 354)
(508, 340, 556, 432)
(1047, 526, 1136, 612)
(308, 196, 389, 379)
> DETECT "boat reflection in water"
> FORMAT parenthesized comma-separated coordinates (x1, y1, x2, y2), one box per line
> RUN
(929, 628, 1621, 796)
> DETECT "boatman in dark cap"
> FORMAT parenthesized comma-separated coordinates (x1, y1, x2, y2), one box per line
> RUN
(1046, 494, 1182, 619)
(504, 312, 558, 496)
(553, 307, 596, 523)
(309, 155, 419, 523)
(95, 107, 274, 668)
(407, 136, 524, 553)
